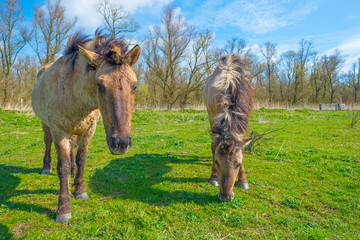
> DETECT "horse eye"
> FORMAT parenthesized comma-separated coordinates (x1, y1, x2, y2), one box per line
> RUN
(214, 159, 220, 166)
(96, 83, 105, 93)
(132, 84, 137, 93)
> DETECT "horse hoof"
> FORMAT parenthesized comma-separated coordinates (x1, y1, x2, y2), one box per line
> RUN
(74, 192, 89, 200)
(239, 182, 250, 190)
(41, 170, 51, 174)
(209, 179, 219, 186)
(56, 213, 71, 223)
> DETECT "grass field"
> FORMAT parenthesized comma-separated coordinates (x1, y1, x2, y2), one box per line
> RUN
(0, 108, 359, 239)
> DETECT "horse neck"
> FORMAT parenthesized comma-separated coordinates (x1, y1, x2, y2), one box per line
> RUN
(75, 40, 100, 112)
(66, 59, 99, 115)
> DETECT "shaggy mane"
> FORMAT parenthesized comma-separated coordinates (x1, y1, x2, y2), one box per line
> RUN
(211, 54, 254, 151)
(64, 29, 129, 70)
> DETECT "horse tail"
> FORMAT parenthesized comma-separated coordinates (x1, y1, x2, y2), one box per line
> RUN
(212, 54, 254, 143)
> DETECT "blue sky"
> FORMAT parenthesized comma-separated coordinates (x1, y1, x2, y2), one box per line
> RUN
(19, 0, 360, 70)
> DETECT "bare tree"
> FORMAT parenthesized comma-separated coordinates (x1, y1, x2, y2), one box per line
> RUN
(225, 37, 250, 56)
(143, 5, 194, 109)
(279, 39, 314, 104)
(178, 30, 218, 107)
(322, 50, 344, 103)
(31, 0, 77, 66)
(13, 56, 38, 105)
(309, 55, 323, 103)
(224, 37, 258, 66)
(0, 0, 31, 104)
(292, 39, 314, 104)
(261, 42, 278, 104)
(348, 58, 360, 103)
(280, 50, 296, 103)
(96, 0, 138, 38)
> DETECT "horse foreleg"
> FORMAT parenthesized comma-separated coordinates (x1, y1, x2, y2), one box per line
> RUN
(73, 127, 95, 200)
(237, 163, 249, 190)
(209, 142, 219, 186)
(53, 134, 72, 223)
(41, 123, 52, 174)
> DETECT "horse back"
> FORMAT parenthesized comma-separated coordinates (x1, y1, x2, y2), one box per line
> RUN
(203, 54, 253, 130)
(37, 62, 54, 80)
(31, 58, 69, 126)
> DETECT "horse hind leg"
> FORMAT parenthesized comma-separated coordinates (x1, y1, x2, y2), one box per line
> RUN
(41, 123, 52, 174)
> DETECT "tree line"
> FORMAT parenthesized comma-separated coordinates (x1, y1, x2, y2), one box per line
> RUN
(1, 0, 359, 109)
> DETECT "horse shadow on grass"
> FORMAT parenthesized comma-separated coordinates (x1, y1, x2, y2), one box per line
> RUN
(90, 153, 218, 206)
(0, 164, 58, 238)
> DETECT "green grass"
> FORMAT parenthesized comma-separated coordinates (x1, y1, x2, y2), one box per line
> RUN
(0, 108, 360, 239)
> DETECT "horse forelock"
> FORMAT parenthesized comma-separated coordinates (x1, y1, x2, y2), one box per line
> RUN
(64, 29, 130, 70)
(210, 54, 254, 149)
(95, 38, 129, 65)
(211, 123, 242, 153)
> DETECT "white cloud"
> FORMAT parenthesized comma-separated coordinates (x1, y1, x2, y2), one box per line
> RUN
(60, 0, 170, 31)
(62, 0, 100, 30)
(333, 36, 360, 55)
(194, 0, 320, 34)
(327, 35, 360, 72)
(249, 43, 261, 54)
(345, 54, 360, 69)
(173, 6, 181, 17)
(120, 0, 170, 13)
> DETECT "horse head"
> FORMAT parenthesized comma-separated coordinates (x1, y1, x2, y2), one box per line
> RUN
(213, 137, 252, 201)
(78, 44, 140, 154)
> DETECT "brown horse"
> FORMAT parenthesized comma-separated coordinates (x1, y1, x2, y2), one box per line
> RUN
(203, 54, 253, 201)
(31, 31, 140, 223)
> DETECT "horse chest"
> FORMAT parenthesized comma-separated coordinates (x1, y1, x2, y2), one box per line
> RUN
(71, 116, 99, 135)
(50, 110, 100, 135)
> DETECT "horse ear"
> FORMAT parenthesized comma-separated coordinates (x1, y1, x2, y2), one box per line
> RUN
(78, 46, 104, 69)
(243, 137, 253, 146)
(125, 44, 141, 67)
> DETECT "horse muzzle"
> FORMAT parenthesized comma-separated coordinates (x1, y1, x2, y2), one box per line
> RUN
(218, 190, 234, 202)
(108, 135, 132, 155)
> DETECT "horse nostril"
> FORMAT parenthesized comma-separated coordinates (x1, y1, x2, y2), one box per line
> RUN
(110, 136, 132, 149)
(111, 136, 121, 148)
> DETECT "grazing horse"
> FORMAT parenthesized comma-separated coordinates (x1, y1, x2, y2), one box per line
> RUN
(203, 54, 253, 201)
(31, 31, 140, 223)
